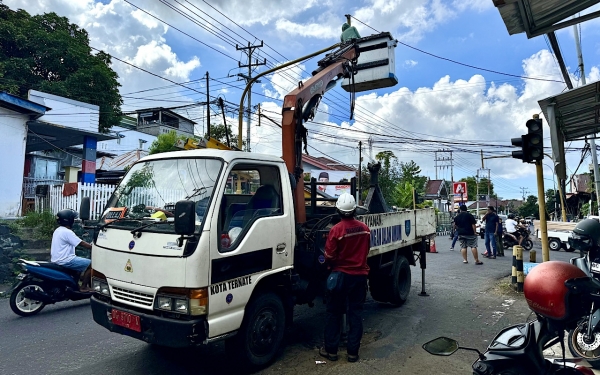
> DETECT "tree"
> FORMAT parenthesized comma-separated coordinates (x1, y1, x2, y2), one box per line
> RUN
(205, 124, 246, 149)
(518, 195, 539, 218)
(400, 160, 426, 195)
(148, 131, 190, 155)
(0, 5, 122, 132)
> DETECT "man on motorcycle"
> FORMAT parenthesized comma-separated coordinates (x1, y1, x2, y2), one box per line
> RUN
(51, 209, 93, 290)
(505, 214, 526, 245)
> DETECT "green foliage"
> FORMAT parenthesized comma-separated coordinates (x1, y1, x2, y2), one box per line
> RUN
(0, 5, 123, 132)
(393, 182, 415, 208)
(206, 124, 246, 148)
(545, 189, 557, 215)
(518, 195, 539, 219)
(148, 131, 191, 155)
(15, 211, 56, 239)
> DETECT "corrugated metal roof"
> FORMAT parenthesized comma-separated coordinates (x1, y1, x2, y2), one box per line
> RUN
(494, 0, 600, 38)
(538, 80, 600, 141)
(96, 150, 149, 171)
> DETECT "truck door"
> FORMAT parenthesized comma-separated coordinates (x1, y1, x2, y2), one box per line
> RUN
(206, 162, 293, 337)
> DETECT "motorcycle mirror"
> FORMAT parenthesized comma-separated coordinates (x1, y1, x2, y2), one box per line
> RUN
(80, 197, 91, 221)
(422, 337, 460, 356)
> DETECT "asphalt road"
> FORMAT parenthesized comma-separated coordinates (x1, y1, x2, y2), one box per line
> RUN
(0, 237, 583, 375)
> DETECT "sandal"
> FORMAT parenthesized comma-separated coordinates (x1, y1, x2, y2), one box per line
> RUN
(475, 261, 484, 265)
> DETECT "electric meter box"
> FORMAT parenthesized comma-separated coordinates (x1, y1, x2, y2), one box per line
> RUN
(341, 32, 398, 93)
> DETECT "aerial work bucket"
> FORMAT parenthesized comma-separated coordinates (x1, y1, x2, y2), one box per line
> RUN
(341, 32, 399, 93)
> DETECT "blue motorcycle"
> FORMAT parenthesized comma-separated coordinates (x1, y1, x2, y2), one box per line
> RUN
(9, 259, 92, 317)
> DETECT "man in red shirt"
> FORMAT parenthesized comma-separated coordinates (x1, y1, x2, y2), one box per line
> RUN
(320, 193, 370, 363)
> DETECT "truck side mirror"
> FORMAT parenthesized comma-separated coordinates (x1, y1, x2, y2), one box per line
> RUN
(80, 197, 91, 221)
(175, 200, 196, 236)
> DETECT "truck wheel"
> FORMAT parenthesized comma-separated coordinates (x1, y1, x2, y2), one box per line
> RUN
(369, 274, 390, 303)
(548, 238, 561, 251)
(226, 292, 285, 368)
(389, 256, 411, 307)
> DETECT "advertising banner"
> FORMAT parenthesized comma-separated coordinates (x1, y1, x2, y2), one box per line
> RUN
(453, 182, 467, 201)
(310, 170, 356, 197)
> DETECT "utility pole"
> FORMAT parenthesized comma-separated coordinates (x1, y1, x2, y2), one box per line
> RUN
(237, 41, 266, 152)
(520, 187, 529, 201)
(573, 24, 600, 215)
(358, 141, 362, 205)
(434, 149, 454, 212)
(368, 136, 374, 161)
(205, 72, 210, 138)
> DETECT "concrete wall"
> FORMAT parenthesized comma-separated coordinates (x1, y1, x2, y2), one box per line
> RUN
(0, 107, 28, 217)
(28, 90, 99, 133)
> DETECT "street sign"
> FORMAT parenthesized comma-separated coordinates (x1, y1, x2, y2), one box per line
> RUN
(453, 182, 467, 201)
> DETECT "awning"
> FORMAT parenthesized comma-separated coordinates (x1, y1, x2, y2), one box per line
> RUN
(538, 81, 600, 141)
(493, 0, 600, 38)
(26, 120, 118, 153)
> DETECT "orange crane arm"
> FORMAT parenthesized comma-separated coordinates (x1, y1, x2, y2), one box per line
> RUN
(281, 44, 358, 223)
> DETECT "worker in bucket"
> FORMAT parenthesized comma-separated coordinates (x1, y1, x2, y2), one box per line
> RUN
(320, 193, 370, 363)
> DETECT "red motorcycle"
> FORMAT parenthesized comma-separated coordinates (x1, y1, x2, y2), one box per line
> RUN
(423, 261, 595, 374)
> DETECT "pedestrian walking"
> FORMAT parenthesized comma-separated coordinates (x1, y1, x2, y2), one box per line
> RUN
(481, 206, 499, 259)
(320, 193, 370, 363)
(496, 218, 505, 256)
(453, 205, 483, 265)
(450, 216, 459, 250)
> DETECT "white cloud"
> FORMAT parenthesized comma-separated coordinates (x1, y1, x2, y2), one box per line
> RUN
(130, 41, 201, 80)
(275, 19, 338, 39)
(405, 59, 418, 67)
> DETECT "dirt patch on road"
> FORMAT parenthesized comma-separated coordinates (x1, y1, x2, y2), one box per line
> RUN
(493, 276, 525, 298)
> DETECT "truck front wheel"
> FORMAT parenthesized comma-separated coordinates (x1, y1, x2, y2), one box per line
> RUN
(226, 292, 285, 368)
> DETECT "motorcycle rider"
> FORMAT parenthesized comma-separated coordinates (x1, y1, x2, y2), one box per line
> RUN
(569, 218, 600, 254)
(51, 209, 93, 290)
(505, 213, 526, 245)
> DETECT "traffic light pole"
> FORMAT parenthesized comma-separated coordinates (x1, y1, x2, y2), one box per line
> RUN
(536, 160, 550, 262)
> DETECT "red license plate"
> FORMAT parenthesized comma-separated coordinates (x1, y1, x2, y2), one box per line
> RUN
(111, 309, 141, 332)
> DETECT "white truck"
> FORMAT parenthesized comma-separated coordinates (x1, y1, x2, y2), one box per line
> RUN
(84, 39, 436, 368)
(539, 230, 574, 252)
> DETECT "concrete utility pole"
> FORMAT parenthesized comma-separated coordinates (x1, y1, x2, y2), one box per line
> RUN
(358, 141, 362, 205)
(520, 187, 529, 201)
(434, 149, 454, 211)
(573, 24, 600, 215)
(205, 72, 210, 138)
(237, 41, 266, 152)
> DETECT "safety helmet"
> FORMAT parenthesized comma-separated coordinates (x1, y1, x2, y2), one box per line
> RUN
(56, 209, 78, 227)
(569, 219, 600, 252)
(508, 214, 515, 219)
(335, 193, 356, 217)
(524, 261, 587, 321)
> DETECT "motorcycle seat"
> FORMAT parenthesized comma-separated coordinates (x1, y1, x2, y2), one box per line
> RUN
(37, 262, 81, 279)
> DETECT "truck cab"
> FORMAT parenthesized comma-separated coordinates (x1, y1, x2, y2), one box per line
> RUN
(90, 150, 294, 359)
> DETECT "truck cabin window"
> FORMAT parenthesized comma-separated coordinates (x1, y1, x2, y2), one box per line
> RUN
(219, 165, 283, 252)
(102, 158, 222, 234)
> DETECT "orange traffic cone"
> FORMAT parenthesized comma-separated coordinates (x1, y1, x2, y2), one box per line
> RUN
(429, 238, 438, 253)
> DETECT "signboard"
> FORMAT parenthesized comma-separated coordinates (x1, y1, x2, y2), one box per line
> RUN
(310, 170, 356, 198)
(453, 182, 468, 201)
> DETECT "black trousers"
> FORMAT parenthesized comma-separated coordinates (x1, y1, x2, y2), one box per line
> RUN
(324, 273, 367, 355)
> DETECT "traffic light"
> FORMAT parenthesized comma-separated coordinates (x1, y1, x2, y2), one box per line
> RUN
(511, 118, 544, 163)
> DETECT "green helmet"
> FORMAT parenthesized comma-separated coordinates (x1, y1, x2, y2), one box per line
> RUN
(569, 219, 600, 252)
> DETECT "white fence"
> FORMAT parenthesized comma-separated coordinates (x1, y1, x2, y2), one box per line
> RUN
(34, 183, 188, 220)
(35, 183, 116, 220)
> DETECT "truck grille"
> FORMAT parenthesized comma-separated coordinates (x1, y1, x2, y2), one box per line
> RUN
(112, 286, 154, 307)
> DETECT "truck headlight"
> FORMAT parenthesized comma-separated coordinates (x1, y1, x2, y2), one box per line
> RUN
(174, 298, 188, 313)
(157, 296, 172, 311)
(92, 277, 110, 296)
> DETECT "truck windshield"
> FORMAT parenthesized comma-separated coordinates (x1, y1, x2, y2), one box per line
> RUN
(102, 157, 222, 233)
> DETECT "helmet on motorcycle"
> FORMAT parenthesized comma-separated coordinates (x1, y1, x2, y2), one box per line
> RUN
(335, 193, 356, 218)
(569, 219, 600, 252)
(56, 209, 78, 227)
(508, 213, 515, 219)
(524, 261, 587, 321)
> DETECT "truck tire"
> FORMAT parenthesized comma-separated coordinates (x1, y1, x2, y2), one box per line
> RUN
(389, 255, 411, 307)
(548, 238, 561, 251)
(369, 274, 390, 303)
(226, 292, 285, 369)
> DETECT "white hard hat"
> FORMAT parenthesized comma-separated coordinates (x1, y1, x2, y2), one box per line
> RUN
(336, 193, 357, 216)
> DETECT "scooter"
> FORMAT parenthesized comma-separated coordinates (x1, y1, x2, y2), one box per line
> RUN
(9, 259, 92, 317)
(503, 227, 533, 251)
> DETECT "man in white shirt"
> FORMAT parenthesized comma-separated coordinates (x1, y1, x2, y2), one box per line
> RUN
(51, 209, 93, 289)
(505, 214, 525, 245)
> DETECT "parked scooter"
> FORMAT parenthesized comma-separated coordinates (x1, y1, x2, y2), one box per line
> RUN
(423, 261, 597, 374)
(565, 219, 600, 368)
(503, 227, 533, 251)
(9, 259, 92, 317)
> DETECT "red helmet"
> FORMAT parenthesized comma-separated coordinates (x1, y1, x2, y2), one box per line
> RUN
(524, 261, 586, 321)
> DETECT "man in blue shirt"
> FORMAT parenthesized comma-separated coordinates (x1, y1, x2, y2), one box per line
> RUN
(481, 206, 500, 259)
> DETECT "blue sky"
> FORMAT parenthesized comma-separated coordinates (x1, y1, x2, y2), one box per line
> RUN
(7, 0, 600, 200)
